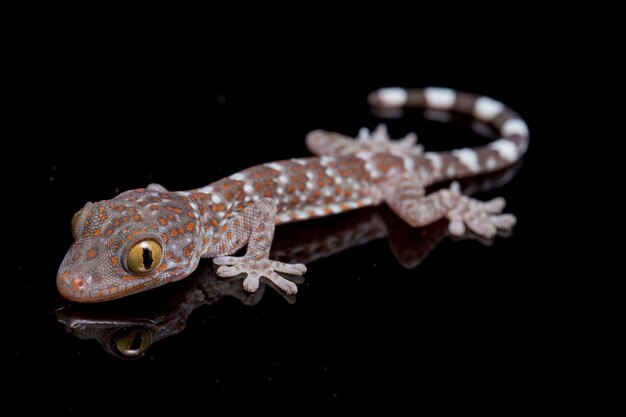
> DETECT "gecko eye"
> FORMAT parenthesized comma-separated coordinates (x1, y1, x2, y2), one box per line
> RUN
(126, 239, 163, 274)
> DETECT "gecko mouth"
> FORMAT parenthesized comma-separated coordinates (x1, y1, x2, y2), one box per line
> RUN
(57, 273, 160, 303)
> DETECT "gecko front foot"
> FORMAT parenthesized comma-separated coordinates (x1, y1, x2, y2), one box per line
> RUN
(213, 256, 306, 294)
(446, 182, 517, 239)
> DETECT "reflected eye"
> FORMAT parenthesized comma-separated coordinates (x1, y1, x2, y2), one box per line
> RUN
(126, 239, 163, 274)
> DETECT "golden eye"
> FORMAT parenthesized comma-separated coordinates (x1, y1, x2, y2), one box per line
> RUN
(126, 239, 163, 274)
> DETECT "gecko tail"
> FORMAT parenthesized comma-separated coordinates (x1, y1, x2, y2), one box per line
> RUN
(368, 87, 529, 180)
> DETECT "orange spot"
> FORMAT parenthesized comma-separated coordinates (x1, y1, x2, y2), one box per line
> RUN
(335, 186, 343, 195)
(92, 229, 101, 237)
(171, 228, 178, 237)
(210, 219, 218, 227)
(141, 227, 147, 233)
(184, 248, 191, 257)
(226, 232, 233, 240)
(298, 183, 305, 191)
(264, 190, 273, 197)
(345, 189, 352, 198)
(211, 204, 226, 212)
(149, 223, 158, 230)
(83, 220, 89, 227)
(87, 212, 93, 218)
(133, 214, 141, 221)
(166, 206, 182, 214)
(327, 178, 335, 185)
(287, 185, 295, 193)
(99, 214, 107, 221)
(109, 287, 119, 294)
(156, 263, 167, 272)
(116, 206, 125, 212)
(111, 256, 118, 266)
(168, 214, 175, 220)
(60, 272, 68, 281)
(99, 206, 105, 212)
(323, 207, 332, 215)
(202, 237, 210, 245)
(254, 183, 263, 191)
(186, 222, 195, 232)
(178, 227, 185, 235)
(113, 220, 120, 226)
(159, 218, 167, 225)
(122, 216, 129, 222)
(225, 192, 234, 200)
(340, 203, 349, 210)
(318, 180, 325, 187)
(187, 211, 195, 218)
(87, 249, 97, 258)
(162, 233, 169, 243)
(132, 230, 139, 236)
(253, 172, 262, 178)
(72, 278, 84, 291)
(150, 205, 159, 211)
(308, 210, 316, 217)
(213, 237, 219, 244)
(313, 190, 321, 198)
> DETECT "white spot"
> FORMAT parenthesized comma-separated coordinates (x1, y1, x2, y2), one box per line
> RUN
(291, 158, 307, 165)
(324, 188, 333, 197)
(320, 156, 334, 166)
(329, 204, 343, 214)
(277, 213, 291, 223)
(334, 176, 342, 185)
(346, 201, 359, 209)
(265, 162, 283, 171)
(211, 194, 222, 204)
(296, 211, 309, 220)
(474, 96, 504, 120)
(278, 175, 288, 184)
(377, 87, 407, 107)
(229, 173, 245, 181)
(490, 139, 519, 162)
(486, 158, 497, 170)
(424, 87, 456, 110)
(244, 195, 251, 202)
(425, 152, 442, 170)
(306, 181, 315, 190)
(243, 184, 254, 194)
(501, 118, 529, 137)
(402, 156, 414, 172)
(356, 151, 373, 161)
(305, 171, 315, 179)
(276, 187, 284, 195)
(446, 165, 456, 177)
(361, 197, 374, 206)
(324, 168, 334, 177)
(452, 148, 480, 172)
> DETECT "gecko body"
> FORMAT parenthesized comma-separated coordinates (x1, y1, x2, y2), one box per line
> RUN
(58, 88, 528, 302)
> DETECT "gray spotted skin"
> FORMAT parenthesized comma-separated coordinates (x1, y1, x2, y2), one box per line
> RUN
(57, 87, 528, 302)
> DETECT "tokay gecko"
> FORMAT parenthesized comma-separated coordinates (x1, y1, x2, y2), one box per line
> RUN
(58, 87, 528, 302)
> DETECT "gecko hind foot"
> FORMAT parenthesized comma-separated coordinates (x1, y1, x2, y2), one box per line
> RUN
(213, 256, 306, 294)
(447, 182, 517, 239)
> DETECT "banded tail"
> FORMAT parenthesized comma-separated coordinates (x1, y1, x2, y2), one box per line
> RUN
(307, 87, 528, 185)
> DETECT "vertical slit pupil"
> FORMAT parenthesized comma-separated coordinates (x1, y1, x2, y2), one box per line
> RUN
(130, 331, 143, 350)
(142, 247, 153, 269)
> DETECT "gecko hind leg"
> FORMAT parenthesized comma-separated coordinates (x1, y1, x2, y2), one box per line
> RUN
(384, 176, 516, 239)
(213, 198, 306, 294)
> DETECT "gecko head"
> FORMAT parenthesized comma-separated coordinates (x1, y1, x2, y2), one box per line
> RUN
(57, 189, 202, 302)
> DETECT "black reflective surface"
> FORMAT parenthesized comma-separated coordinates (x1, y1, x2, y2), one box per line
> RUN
(6, 17, 605, 412)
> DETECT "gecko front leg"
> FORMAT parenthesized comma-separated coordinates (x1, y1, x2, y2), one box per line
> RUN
(213, 198, 306, 294)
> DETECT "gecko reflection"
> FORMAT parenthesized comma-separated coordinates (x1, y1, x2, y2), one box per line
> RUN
(56, 164, 519, 359)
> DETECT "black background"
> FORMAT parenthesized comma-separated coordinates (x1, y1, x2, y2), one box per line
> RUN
(5, 14, 611, 413)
